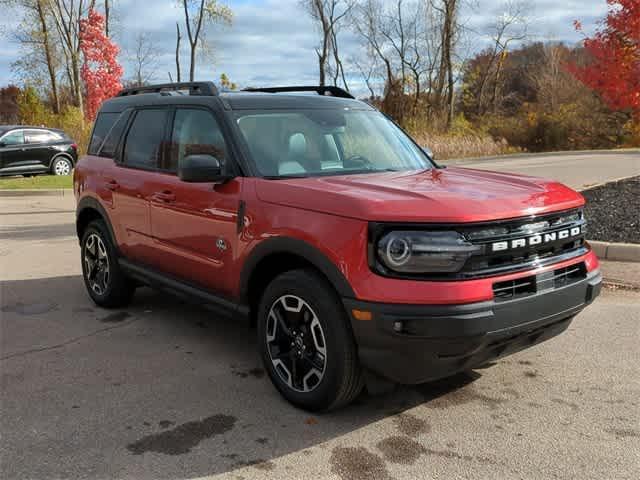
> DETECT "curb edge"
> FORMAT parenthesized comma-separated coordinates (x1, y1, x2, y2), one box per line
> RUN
(589, 240, 640, 263)
(0, 189, 71, 197)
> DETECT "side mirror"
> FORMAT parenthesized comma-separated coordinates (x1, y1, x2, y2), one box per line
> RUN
(0, 141, 6, 148)
(422, 146, 434, 160)
(178, 154, 232, 183)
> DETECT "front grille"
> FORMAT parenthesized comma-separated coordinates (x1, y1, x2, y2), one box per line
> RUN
(493, 277, 536, 301)
(553, 263, 587, 288)
(493, 262, 587, 302)
(458, 208, 587, 278)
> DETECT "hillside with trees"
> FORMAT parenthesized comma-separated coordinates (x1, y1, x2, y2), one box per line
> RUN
(0, 0, 638, 159)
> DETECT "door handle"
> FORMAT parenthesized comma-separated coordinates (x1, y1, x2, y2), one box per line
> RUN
(153, 191, 176, 203)
(105, 180, 120, 191)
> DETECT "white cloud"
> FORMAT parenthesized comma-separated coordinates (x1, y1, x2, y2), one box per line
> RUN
(0, 0, 611, 91)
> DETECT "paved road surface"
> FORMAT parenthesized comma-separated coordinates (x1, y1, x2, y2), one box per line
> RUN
(1, 193, 639, 479)
(446, 150, 640, 190)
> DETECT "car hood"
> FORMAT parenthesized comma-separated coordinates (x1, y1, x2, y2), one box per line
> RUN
(255, 167, 585, 223)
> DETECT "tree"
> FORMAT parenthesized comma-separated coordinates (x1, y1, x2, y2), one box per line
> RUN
(433, 0, 459, 127)
(352, 0, 441, 121)
(0, 85, 21, 123)
(470, 0, 529, 115)
(304, 0, 354, 88)
(219, 73, 237, 90)
(48, 0, 97, 115)
(79, 8, 123, 120)
(353, 0, 396, 96)
(104, 0, 111, 36)
(569, 0, 640, 118)
(1, 0, 62, 113)
(128, 32, 159, 86)
(17, 85, 50, 125)
(175, 22, 182, 82)
(35, 0, 60, 113)
(179, 0, 232, 81)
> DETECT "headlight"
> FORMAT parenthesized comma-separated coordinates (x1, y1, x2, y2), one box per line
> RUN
(376, 231, 481, 274)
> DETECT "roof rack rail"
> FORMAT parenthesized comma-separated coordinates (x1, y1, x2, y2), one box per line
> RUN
(116, 82, 218, 97)
(243, 86, 354, 99)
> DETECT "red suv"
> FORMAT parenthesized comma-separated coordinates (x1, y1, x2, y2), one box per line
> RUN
(75, 82, 602, 411)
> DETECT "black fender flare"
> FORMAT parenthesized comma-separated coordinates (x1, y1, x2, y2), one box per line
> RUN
(239, 237, 355, 303)
(76, 197, 118, 250)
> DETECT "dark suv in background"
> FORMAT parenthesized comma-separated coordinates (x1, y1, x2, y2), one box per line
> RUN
(0, 126, 78, 176)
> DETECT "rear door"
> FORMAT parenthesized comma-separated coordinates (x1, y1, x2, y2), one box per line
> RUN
(102, 107, 171, 264)
(147, 107, 243, 297)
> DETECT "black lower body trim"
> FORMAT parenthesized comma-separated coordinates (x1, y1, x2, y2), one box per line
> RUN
(344, 269, 602, 384)
(119, 259, 249, 320)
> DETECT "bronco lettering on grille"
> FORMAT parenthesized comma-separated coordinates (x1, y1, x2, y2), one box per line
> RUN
(491, 226, 584, 252)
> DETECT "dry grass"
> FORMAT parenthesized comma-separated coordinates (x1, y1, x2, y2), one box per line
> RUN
(411, 130, 517, 160)
(403, 113, 518, 161)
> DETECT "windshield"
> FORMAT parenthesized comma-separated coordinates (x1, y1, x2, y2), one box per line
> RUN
(235, 109, 433, 178)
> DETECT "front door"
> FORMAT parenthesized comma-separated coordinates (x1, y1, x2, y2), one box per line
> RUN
(0, 130, 28, 173)
(148, 107, 242, 298)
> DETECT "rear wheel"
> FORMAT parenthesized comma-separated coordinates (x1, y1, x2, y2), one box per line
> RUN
(257, 269, 363, 411)
(52, 156, 72, 176)
(81, 220, 135, 308)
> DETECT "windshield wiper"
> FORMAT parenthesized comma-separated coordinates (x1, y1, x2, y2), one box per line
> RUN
(263, 174, 310, 180)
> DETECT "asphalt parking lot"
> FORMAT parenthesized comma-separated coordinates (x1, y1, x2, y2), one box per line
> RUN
(1, 194, 639, 480)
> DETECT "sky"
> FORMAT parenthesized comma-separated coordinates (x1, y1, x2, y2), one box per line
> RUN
(0, 0, 609, 95)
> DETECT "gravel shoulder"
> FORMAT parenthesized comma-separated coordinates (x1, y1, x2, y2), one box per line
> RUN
(582, 176, 639, 244)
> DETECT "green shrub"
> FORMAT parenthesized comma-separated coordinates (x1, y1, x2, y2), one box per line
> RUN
(17, 86, 92, 154)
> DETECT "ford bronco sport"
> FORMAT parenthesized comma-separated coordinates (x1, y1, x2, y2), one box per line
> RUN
(75, 82, 602, 411)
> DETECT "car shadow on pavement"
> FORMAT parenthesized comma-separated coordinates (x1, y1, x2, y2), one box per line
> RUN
(1, 274, 483, 479)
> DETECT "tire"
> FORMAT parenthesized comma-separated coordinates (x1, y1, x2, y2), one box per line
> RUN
(51, 156, 73, 176)
(257, 269, 364, 411)
(80, 220, 135, 308)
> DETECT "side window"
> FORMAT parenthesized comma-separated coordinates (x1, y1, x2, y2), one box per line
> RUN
(25, 130, 55, 144)
(122, 109, 168, 169)
(167, 109, 227, 172)
(99, 111, 131, 158)
(1, 130, 24, 146)
(89, 112, 119, 155)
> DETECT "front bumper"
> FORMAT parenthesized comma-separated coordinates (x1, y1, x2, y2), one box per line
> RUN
(344, 269, 602, 384)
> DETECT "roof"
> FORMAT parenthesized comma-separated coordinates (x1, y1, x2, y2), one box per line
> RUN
(0, 125, 65, 133)
(99, 91, 374, 113)
(219, 92, 373, 111)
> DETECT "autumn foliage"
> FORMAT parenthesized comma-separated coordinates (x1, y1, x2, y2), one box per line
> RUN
(569, 0, 640, 118)
(79, 9, 123, 120)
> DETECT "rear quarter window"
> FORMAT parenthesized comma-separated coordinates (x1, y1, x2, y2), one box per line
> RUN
(25, 130, 60, 144)
(99, 111, 131, 158)
(88, 112, 120, 155)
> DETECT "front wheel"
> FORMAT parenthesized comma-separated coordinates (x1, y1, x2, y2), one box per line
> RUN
(257, 269, 363, 411)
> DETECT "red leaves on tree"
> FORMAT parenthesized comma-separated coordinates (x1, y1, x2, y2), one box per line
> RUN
(79, 9, 123, 120)
(568, 0, 640, 117)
